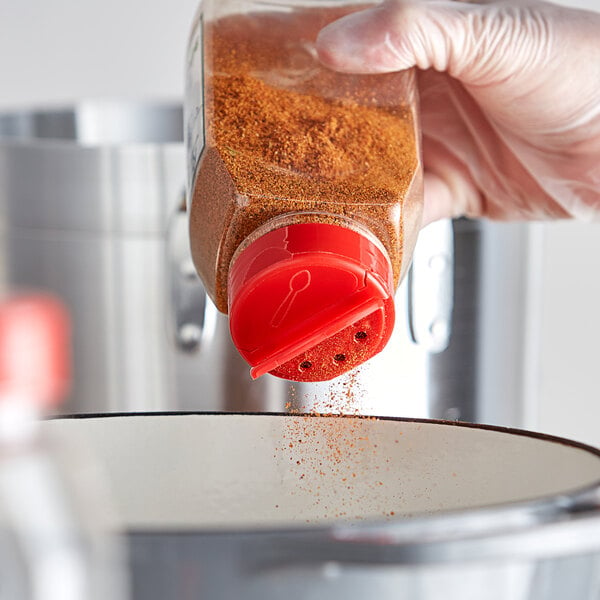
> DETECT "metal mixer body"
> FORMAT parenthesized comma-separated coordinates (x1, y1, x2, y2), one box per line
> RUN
(0, 103, 531, 425)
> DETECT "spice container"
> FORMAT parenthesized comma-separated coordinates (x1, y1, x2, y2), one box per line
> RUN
(186, 0, 423, 382)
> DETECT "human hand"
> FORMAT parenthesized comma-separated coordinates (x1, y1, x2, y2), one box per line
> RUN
(316, 0, 600, 225)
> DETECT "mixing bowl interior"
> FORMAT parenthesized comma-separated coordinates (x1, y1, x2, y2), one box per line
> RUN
(43, 414, 600, 531)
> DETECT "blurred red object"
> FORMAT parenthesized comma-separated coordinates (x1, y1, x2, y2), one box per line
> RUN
(0, 295, 71, 408)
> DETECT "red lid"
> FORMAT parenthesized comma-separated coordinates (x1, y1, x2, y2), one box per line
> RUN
(0, 295, 71, 408)
(228, 222, 395, 382)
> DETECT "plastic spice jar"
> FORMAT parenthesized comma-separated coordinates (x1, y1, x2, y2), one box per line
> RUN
(185, 0, 423, 382)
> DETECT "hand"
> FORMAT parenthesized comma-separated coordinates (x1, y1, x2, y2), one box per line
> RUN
(316, 0, 600, 225)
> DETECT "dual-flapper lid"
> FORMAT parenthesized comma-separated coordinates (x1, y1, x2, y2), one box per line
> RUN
(228, 222, 395, 382)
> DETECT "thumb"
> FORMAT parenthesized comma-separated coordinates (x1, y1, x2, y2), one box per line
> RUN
(316, 0, 556, 86)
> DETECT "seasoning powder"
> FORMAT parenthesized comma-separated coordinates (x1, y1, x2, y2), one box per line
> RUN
(278, 373, 401, 523)
(189, 6, 422, 313)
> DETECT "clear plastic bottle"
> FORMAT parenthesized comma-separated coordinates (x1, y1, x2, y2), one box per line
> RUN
(0, 296, 127, 600)
(185, 0, 423, 382)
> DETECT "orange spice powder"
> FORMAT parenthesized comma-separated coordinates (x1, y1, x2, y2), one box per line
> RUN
(189, 6, 422, 313)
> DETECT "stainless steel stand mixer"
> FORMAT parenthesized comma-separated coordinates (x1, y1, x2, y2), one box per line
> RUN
(0, 102, 531, 425)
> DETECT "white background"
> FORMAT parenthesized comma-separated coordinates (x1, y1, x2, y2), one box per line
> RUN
(0, 0, 599, 445)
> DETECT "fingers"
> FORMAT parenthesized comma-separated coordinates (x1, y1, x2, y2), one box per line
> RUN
(422, 173, 459, 226)
(316, 4, 410, 74)
(421, 136, 484, 225)
(317, 0, 470, 74)
(316, 0, 555, 86)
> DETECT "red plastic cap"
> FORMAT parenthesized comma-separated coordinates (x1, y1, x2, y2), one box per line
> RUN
(0, 295, 71, 408)
(228, 222, 395, 382)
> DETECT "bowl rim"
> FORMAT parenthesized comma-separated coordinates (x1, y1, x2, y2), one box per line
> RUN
(49, 411, 600, 566)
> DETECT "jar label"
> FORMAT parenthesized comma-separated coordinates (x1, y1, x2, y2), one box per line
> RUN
(185, 9, 204, 193)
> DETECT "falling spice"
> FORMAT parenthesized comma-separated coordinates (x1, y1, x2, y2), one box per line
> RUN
(276, 410, 401, 523)
(189, 6, 422, 313)
(271, 368, 407, 522)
